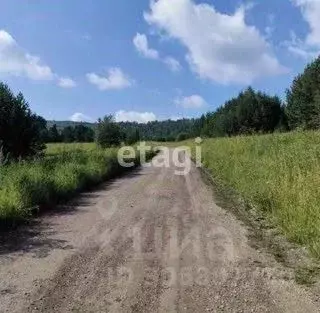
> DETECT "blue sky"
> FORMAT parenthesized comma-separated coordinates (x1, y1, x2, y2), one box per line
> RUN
(0, 0, 319, 123)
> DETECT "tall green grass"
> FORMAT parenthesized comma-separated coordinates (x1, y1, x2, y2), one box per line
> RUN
(0, 145, 152, 226)
(46, 142, 97, 155)
(188, 131, 320, 258)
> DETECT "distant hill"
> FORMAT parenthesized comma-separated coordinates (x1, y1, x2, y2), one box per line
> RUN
(47, 118, 200, 141)
(47, 120, 96, 130)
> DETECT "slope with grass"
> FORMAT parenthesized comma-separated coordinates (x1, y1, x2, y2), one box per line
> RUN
(0, 143, 153, 225)
(186, 131, 320, 258)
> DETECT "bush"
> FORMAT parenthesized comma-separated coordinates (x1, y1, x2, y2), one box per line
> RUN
(176, 132, 189, 141)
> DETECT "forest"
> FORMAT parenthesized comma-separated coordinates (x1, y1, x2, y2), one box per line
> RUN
(1, 56, 320, 159)
(43, 56, 320, 144)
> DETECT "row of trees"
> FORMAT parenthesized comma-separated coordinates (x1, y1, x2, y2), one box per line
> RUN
(119, 119, 196, 142)
(195, 56, 320, 137)
(46, 124, 95, 143)
(286, 58, 320, 130)
(1, 56, 320, 159)
(49, 118, 196, 144)
(198, 88, 284, 137)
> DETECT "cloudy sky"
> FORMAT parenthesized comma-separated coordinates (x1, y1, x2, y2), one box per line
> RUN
(0, 0, 319, 123)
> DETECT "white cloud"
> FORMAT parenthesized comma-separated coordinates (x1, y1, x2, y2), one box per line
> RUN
(115, 110, 157, 123)
(285, 31, 319, 59)
(164, 56, 181, 72)
(133, 33, 159, 59)
(0, 30, 76, 87)
(288, 0, 320, 58)
(70, 112, 93, 122)
(58, 77, 77, 88)
(86, 68, 133, 90)
(175, 95, 207, 109)
(169, 115, 191, 121)
(294, 0, 320, 46)
(133, 32, 182, 72)
(144, 0, 286, 84)
(0, 30, 54, 80)
(265, 14, 275, 39)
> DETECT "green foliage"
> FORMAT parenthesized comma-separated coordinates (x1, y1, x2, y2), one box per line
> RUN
(96, 115, 123, 148)
(118, 119, 197, 141)
(286, 56, 320, 130)
(47, 124, 61, 142)
(73, 124, 95, 142)
(201, 87, 283, 137)
(47, 124, 95, 143)
(46, 143, 97, 155)
(46, 119, 198, 143)
(125, 128, 140, 145)
(186, 131, 320, 258)
(0, 148, 115, 222)
(0, 83, 46, 159)
(176, 132, 189, 141)
(0, 145, 155, 224)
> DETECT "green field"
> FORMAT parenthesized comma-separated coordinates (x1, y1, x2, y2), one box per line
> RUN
(186, 131, 320, 258)
(0, 143, 151, 225)
(46, 142, 98, 155)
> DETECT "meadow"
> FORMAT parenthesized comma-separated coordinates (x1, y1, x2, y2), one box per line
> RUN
(186, 131, 320, 258)
(0, 143, 151, 226)
(46, 142, 97, 155)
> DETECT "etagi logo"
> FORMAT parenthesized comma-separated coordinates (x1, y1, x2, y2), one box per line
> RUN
(117, 137, 203, 176)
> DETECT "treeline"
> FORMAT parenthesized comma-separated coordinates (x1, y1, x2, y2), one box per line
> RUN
(1, 55, 320, 160)
(119, 119, 197, 142)
(197, 56, 320, 138)
(48, 118, 197, 143)
(199, 88, 285, 137)
(46, 124, 95, 143)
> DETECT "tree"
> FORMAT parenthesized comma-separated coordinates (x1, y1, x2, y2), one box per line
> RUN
(0, 83, 46, 159)
(125, 128, 140, 145)
(35, 116, 49, 143)
(286, 56, 320, 130)
(96, 115, 122, 147)
(74, 125, 95, 142)
(310, 91, 320, 129)
(48, 124, 61, 143)
(199, 87, 283, 137)
(61, 126, 75, 143)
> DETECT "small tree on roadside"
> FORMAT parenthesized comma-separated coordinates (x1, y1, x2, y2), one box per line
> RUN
(96, 115, 122, 148)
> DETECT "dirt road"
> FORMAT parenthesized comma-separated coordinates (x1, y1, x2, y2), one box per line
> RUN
(0, 150, 319, 312)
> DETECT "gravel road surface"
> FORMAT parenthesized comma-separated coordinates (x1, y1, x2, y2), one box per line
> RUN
(0, 150, 319, 312)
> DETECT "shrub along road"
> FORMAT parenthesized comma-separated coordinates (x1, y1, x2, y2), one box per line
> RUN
(0, 150, 319, 312)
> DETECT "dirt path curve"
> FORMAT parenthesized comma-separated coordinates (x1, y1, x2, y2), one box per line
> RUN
(0, 150, 319, 313)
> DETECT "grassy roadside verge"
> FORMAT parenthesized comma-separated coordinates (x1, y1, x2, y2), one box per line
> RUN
(183, 131, 320, 261)
(0, 145, 155, 228)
